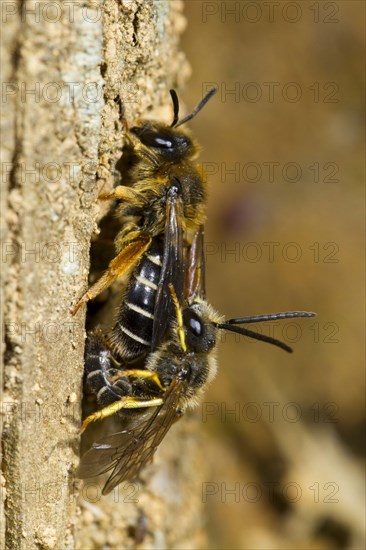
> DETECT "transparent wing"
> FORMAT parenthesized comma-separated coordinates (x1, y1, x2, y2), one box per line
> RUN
(77, 379, 184, 495)
(151, 183, 184, 350)
(186, 225, 206, 301)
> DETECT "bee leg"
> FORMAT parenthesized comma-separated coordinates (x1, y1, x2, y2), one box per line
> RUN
(98, 185, 145, 205)
(169, 284, 187, 352)
(80, 396, 164, 433)
(107, 369, 166, 392)
(123, 129, 160, 166)
(71, 232, 152, 315)
(84, 331, 127, 399)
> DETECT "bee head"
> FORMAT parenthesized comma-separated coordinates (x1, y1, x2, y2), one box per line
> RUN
(182, 301, 220, 354)
(131, 123, 193, 162)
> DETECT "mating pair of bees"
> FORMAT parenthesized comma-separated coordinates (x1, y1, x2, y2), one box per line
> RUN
(73, 89, 315, 494)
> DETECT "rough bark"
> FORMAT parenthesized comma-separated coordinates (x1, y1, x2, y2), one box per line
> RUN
(1, 1, 205, 548)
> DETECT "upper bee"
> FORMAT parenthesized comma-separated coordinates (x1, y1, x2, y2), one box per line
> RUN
(71, 88, 218, 317)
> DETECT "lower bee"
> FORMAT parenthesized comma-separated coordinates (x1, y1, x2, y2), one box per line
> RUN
(71, 86, 217, 320)
(77, 231, 315, 494)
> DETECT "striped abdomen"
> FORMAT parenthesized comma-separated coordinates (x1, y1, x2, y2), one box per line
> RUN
(110, 240, 163, 360)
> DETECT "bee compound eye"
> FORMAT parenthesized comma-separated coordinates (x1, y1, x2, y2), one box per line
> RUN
(153, 136, 173, 148)
(135, 128, 173, 149)
(189, 317, 202, 336)
(183, 309, 203, 337)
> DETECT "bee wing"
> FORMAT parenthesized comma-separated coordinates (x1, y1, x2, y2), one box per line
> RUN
(77, 379, 184, 495)
(186, 225, 206, 301)
(151, 185, 184, 350)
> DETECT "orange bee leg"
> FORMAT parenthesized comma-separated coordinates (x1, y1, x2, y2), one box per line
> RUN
(71, 233, 152, 315)
(98, 185, 145, 204)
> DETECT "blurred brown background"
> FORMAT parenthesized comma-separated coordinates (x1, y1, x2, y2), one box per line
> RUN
(179, 1, 365, 548)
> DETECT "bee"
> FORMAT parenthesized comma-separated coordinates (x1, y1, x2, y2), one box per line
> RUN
(71, 87, 217, 328)
(77, 230, 315, 494)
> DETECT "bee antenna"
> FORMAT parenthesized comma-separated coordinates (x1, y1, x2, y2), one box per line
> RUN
(174, 87, 218, 128)
(213, 323, 294, 353)
(170, 90, 180, 127)
(225, 311, 316, 325)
